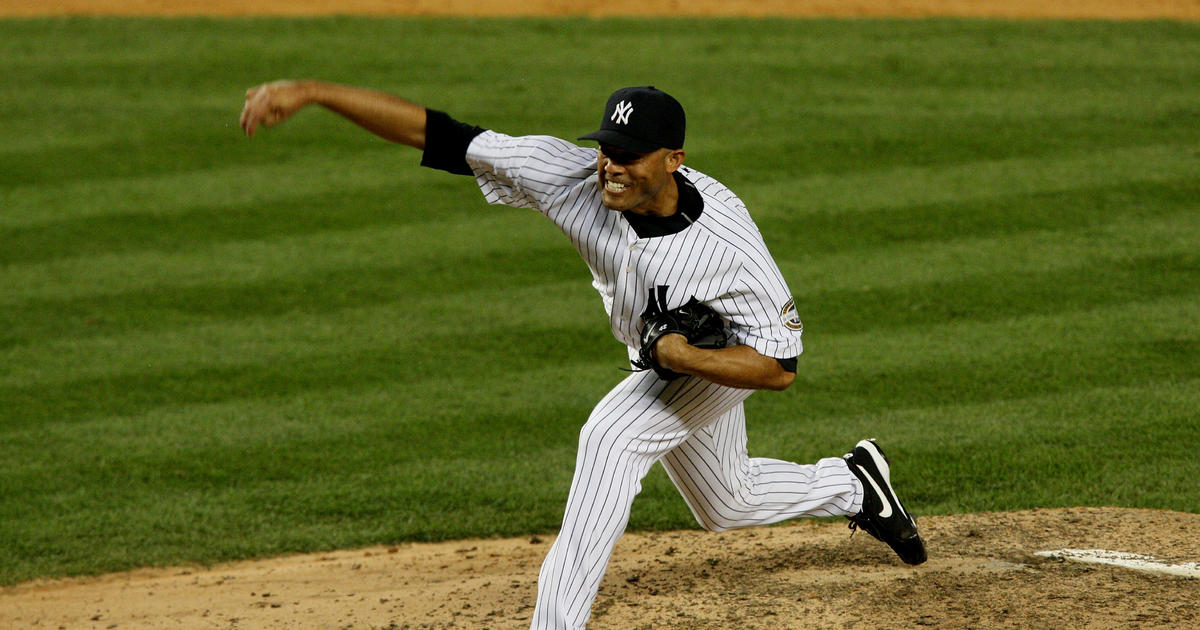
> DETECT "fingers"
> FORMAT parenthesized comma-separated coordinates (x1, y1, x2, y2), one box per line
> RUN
(240, 80, 308, 138)
(240, 84, 267, 137)
(240, 82, 285, 138)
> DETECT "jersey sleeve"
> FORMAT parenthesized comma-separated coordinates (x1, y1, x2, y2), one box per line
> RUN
(722, 261, 804, 361)
(465, 130, 596, 212)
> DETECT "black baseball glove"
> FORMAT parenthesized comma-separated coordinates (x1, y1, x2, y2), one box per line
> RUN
(632, 295, 729, 380)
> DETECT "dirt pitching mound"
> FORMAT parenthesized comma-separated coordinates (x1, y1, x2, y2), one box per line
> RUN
(4, 507, 1199, 629)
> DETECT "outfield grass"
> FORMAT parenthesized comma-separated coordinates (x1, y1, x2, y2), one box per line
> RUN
(1, 17, 1198, 585)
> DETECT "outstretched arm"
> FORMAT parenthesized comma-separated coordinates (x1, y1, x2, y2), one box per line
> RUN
(240, 80, 428, 148)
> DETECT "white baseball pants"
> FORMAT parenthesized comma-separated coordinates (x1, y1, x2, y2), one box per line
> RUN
(531, 369, 862, 630)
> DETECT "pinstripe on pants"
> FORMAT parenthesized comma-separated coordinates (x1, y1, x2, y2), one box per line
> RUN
(532, 370, 861, 629)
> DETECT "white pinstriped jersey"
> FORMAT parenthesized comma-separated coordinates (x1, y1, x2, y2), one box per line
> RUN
(465, 131, 803, 362)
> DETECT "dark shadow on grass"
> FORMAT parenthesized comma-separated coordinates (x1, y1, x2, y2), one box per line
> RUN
(1, 245, 586, 348)
(0, 324, 611, 429)
(0, 180, 475, 266)
(765, 178, 1199, 255)
(795, 337, 1200, 419)
(803, 252, 1198, 335)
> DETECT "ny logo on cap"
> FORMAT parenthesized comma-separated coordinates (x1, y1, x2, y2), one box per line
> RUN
(611, 100, 633, 125)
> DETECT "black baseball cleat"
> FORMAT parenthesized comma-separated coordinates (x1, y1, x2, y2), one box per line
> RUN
(844, 439, 927, 565)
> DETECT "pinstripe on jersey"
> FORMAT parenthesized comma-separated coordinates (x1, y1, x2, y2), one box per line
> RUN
(466, 131, 803, 362)
(463, 131, 860, 630)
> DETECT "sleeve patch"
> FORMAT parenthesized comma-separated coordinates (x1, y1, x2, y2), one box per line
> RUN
(780, 298, 804, 332)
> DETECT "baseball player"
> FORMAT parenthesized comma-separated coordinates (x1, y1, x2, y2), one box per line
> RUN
(241, 81, 927, 629)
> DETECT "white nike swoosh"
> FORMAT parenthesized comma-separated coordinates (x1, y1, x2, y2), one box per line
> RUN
(857, 464, 893, 519)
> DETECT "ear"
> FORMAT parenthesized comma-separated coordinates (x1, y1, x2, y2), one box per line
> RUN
(664, 149, 686, 173)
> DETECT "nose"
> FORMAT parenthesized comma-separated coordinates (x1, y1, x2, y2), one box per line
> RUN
(603, 158, 625, 176)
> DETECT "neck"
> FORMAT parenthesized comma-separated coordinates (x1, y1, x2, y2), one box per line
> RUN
(619, 170, 704, 239)
(628, 175, 679, 218)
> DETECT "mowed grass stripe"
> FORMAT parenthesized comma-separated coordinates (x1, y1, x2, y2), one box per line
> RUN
(740, 143, 1200, 220)
(815, 292, 1198, 373)
(0, 280, 599, 385)
(5, 139, 1195, 294)
(5, 142, 1195, 297)
(0, 146, 454, 228)
(0, 445, 581, 583)
(3, 218, 1192, 350)
(747, 378, 1200, 516)
(3, 245, 1192, 357)
(3, 239, 1194, 361)
(780, 213, 1200, 292)
(2, 210, 1194, 381)
(4, 196, 1189, 304)
(4, 286, 1193, 444)
(701, 102, 1200, 182)
(4, 140, 1192, 229)
(6, 147, 1196, 265)
(2, 360, 608, 487)
(786, 292, 1200, 415)
(1, 455, 579, 583)
(799, 314, 1199, 419)
(0, 212, 566, 300)
(806, 251, 1197, 335)
(0, 278, 600, 388)
(0, 321, 614, 429)
(765, 176, 1198, 256)
(0, 241, 586, 350)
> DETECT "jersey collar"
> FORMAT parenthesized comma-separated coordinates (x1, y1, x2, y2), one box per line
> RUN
(621, 171, 704, 239)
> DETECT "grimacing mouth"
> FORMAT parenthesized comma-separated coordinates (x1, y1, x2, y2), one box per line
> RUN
(604, 179, 630, 193)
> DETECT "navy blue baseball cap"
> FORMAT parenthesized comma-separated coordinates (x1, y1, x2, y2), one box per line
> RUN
(579, 86, 686, 153)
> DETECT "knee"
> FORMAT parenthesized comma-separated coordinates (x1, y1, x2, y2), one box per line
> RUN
(692, 508, 742, 533)
(670, 466, 751, 532)
(676, 488, 742, 532)
(577, 414, 673, 461)
(577, 416, 609, 451)
(577, 415, 628, 460)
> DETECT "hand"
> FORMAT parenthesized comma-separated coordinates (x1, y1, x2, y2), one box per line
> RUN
(240, 80, 311, 137)
(651, 333, 692, 373)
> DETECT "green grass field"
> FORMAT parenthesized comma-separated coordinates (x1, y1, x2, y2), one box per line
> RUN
(1, 16, 1198, 586)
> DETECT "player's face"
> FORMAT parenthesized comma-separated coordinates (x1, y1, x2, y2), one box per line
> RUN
(597, 145, 685, 215)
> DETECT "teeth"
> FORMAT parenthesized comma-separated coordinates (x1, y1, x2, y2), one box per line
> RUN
(605, 180, 628, 193)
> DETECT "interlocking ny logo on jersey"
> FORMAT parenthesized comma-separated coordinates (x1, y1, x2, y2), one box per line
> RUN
(611, 100, 634, 125)
(642, 285, 670, 318)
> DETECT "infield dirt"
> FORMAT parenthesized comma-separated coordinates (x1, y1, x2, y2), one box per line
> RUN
(3, 1, 1199, 629)
(4, 508, 1199, 629)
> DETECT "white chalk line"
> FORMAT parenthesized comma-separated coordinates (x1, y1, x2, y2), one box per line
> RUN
(1035, 549, 1200, 578)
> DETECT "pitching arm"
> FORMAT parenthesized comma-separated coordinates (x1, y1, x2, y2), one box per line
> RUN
(240, 80, 428, 148)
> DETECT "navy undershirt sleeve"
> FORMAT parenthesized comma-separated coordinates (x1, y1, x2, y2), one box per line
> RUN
(776, 357, 798, 373)
(420, 109, 486, 176)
